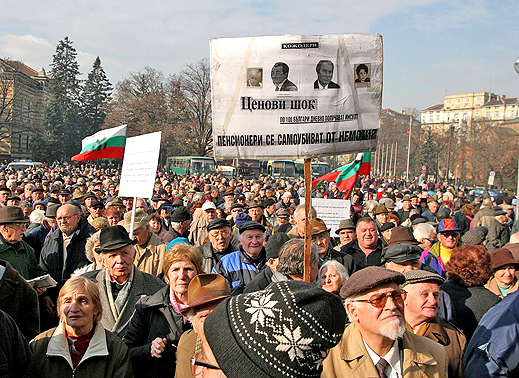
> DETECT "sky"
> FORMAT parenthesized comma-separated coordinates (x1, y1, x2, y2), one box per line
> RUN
(1, 0, 518, 112)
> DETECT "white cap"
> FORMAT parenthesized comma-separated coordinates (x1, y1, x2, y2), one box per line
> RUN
(202, 202, 217, 211)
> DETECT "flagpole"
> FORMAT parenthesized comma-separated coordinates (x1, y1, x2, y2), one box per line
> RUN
(394, 142, 398, 178)
(128, 196, 137, 239)
(303, 158, 313, 283)
(406, 116, 412, 182)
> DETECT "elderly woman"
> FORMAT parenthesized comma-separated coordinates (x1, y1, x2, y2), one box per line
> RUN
(73, 231, 104, 276)
(318, 259, 349, 295)
(123, 243, 203, 378)
(175, 274, 231, 377)
(103, 206, 122, 227)
(441, 244, 501, 340)
(30, 276, 133, 377)
(485, 247, 519, 298)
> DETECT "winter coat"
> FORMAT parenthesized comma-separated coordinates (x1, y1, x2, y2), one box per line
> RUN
(0, 308, 32, 378)
(321, 322, 448, 378)
(243, 265, 274, 294)
(24, 220, 53, 261)
(198, 240, 236, 274)
(133, 232, 167, 276)
(30, 321, 133, 378)
(123, 285, 191, 378)
(0, 260, 39, 340)
(84, 267, 166, 338)
(441, 280, 501, 340)
(485, 276, 519, 299)
(340, 238, 384, 272)
(486, 220, 510, 252)
(174, 329, 198, 378)
(0, 236, 44, 280)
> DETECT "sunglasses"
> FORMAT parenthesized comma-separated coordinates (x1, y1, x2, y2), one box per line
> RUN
(440, 231, 459, 238)
(352, 290, 407, 308)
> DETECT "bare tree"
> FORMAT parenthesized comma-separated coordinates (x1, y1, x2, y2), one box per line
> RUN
(0, 63, 14, 143)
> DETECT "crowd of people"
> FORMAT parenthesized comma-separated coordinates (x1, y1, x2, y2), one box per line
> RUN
(1, 162, 519, 377)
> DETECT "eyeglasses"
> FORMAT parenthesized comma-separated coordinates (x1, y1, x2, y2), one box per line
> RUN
(352, 290, 407, 308)
(440, 231, 459, 239)
(190, 351, 221, 377)
(209, 230, 230, 238)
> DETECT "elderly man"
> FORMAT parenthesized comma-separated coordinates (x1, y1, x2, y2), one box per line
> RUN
(311, 218, 355, 273)
(402, 270, 466, 378)
(487, 207, 511, 252)
(162, 207, 191, 243)
(397, 195, 413, 223)
(124, 209, 166, 276)
(334, 219, 356, 251)
(272, 238, 319, 282)
(212, 221, 266, 295)
(276, 191, 293, 209)
(421, 200, 440, 223)
(314, 59, 340, 89)
(382, 243, 422, 273)
(428, 218, 461, 269)
(341, 217, 384, 272)
(189, 202, 217, 246)
(374, 205, 389, 230)
(287, 204, 316, 238)
(321, 266, 448, 377)
(0, 206, 44, 280)
(84, 226, 165, 337)
(198, 218, 236, 273)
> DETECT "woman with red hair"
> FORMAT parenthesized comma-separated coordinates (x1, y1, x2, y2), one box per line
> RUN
(441, 244, 501, 340)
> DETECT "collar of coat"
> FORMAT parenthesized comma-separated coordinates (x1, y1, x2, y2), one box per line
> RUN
(341, 323, 439, 367)
(46, 321, 109, 369)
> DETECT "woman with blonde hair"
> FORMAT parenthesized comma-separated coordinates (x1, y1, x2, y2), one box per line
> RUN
(124, 243, 203, 378)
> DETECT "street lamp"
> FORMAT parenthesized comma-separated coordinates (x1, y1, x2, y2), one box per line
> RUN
(515, 56, 519, 75)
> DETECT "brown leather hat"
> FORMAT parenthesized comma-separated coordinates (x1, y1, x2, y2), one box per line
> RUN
(490, 247, 519, 271)
(374, 205, 388, 215)
(181, 274, 231, 314)
(0, 206, 27, 224)
(335, 219, 355, 234)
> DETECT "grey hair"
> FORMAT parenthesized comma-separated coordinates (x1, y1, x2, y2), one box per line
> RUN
(510, 232, 519, 244)
(364, 200, 379, 214)
(318, 260, 349, 287)
(171, 221, 182, 230)
(293, 205, 316, 221)
(277, 238, 319, 277)
(192, 192, 205, 202)
(84, 230, 101, 262)
(413, 223, 436, 241)
(29, 209, 45, 224)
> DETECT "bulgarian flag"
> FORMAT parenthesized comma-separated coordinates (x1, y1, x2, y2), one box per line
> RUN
(71, 125, 127, 161)
(311, 153, 371, 197)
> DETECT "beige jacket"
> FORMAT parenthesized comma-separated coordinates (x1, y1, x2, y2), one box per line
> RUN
(485, 276, 519, 299)
(134, 232, 166, 276)
(321, 322, 448, 378)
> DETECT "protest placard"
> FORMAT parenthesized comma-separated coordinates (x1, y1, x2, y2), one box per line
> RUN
(300, 197, 351, 235)
(118, 132, 162, 199)
(211, 34, 382, 159)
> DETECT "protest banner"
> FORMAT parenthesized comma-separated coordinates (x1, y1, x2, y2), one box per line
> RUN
(300, 198, 351, 235)
(210, 34, 382, 159)
(118, 131, 162, 237)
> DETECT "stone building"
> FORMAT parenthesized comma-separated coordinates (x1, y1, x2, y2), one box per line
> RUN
(0, 59, 48, 160)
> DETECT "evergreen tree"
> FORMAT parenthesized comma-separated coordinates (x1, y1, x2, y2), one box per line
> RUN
(419, 128, 439, 177)
(39, 37, 82, 161)
(81, 56, 112, 137)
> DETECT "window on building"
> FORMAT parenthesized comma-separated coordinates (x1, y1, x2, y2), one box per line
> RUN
(465, 97, 469, 103)
(476, 96, 481, 101)
(486, 111, 490, 118)
(436, 114, 440, 121)
(456, 98, 461, 104)
(494, 111, 499, 118)
(429, 115, 433, 121)
(447, 99, 451, 104)
(447, 115, 451, 121)
(463, 113, 469, 121)
(475, 112, 479, 118)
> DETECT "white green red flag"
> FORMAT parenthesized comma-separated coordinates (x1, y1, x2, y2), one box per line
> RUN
(311, 153, 371, 197)
(71, 125, 127, 161)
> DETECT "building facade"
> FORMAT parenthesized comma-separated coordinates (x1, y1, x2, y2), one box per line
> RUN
(421, 92, 519, 133)
(0, 59, 48, 160)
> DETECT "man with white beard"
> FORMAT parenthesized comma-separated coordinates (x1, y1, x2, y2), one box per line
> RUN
(322, 266, 448, 378)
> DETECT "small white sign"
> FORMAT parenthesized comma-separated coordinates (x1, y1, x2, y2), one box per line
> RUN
(488, 174, 495, 186)
(300, 197, 351, 235)
(118, 132, 162, 199)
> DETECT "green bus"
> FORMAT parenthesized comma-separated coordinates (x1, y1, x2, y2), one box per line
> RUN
(166, 156, 216, 175)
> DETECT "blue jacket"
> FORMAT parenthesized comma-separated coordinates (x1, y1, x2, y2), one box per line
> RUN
(212, 246, 266, 295)
(464, 290, 519, 376)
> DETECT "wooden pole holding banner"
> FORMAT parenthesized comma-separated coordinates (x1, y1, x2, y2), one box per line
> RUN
(303, 158, 313, 282)
(128, 196, 137, 239)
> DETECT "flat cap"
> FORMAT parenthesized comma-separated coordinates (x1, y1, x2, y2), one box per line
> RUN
(340, 267, 405, 299)
(238, 221, 266, 234)
(170, 208, 191, 222)
(380, 222, 396, 233)
(230, 202, 245, 211)
(207, 218, 231, 231)
(402, 270, 445, 287)
(382, 243, 422, 263)
(202, 202, 217, 211)
(276, 208, 290, 218)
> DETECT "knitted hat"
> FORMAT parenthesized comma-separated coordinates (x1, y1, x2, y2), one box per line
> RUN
(461, 226, 488, 245)
(402, 269, 445, 287)
(340, 266, 405, 299)
(437, 218, 461, 233)
(205, 281, 346, 378)
(234, 213, 252, 230)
